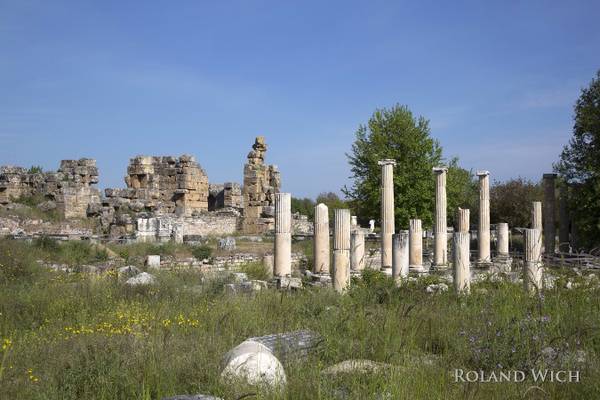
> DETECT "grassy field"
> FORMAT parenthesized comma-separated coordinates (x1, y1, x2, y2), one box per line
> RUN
(0, 237, 599, 399)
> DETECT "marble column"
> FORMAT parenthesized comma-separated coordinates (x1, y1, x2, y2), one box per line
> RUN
(477, 171, 491, 264)
(378, 159, 396, 272)
(453, 232, 470, 294)
(409, 219, 424, 272)
(392, 230, 409, 279)
(433, 167, 448, 268)
(497, 222, 509, 257)
(313, 203, 330, 274)
(274, 193, 291, 277)
(456, 208, 470, 233)
(351, 215, 358, 229)
(524, 228, 543, 293)
(543, 173, 557, 254)
(531, 201, 543, 231)
(559, 184, 570, 252)
(350, 230, 365, 271)
(333, 209, 351, 292)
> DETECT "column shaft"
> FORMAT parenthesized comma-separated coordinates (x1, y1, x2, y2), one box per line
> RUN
(379, 160, 396, 270)
(350, 230, 365, 271)
(524, 228, 543, 293)
(433, 167, 448, 267)
(531, 201, 543, 231)
(392, 230, 409, 278)
(274, 193, 291, 277)
(543, 174, 557, 254)
(333, 209, 351, 292)
(313, 203, 330, 274)
(409, 219, 424, 271)
(453, 232, 470, 294)
(477, 171, 491, 263)
(497, 222, 509, 256)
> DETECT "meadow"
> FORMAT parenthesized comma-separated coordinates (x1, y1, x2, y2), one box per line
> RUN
(0, 237, 599, 399)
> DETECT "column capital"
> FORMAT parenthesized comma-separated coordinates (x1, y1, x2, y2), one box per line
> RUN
(378, 159, 397, 167)
(432, 166, 448, 174)
(476, 170, 490, 177)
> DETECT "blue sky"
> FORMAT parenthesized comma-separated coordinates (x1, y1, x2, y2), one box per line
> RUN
(1, 0, 599, 197)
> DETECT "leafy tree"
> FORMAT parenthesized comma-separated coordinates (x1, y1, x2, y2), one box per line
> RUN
(27, 165, 43, 174)
(343, 104, 475, 229)
(489, 178, 543, 228)
(291, 197, 315, 220)
(555, 70, 600, 248)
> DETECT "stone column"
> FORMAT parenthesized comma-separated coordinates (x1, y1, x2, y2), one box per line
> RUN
(453, 232, 470, 294)
(497, 223, 509, 257)
(433, 167, 448, 268)
(531, 201, 543, 231)
(543, 173, 557, 254)
(409, 219, 424, 272)
(313, 203, 330, 274)
(378, 159, 396, 272)
(333, 209, 351, 292)
(274, 193, 291, 277)
(559, 184, 570, 252)
(263, 254, 274, 280)
(477, 171, 491, 264)
(351, 216, 358, 229)
(456, 208, 470, 233)
(392, 230, 409, 279)
(524, 228, 543, 293)
(350, 230, 365, 271)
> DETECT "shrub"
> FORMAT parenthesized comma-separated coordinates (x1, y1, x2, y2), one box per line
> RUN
(192, 245, 212, 261)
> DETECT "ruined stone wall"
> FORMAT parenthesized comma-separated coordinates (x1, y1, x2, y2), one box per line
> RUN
(242, 136, 281, 233)
(209, 182, 243, 211)
(0, 159, 100, 219)
(124, 155, 208, 216)
(136, 209, 240, 242)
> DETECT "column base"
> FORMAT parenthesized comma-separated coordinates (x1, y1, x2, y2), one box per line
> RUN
(432, 263, 450, 271)
(274, 276, 303, 290)
(380, 267, 392, 276)
(409, 265, 429, 273)
(475, 260, 493, 269)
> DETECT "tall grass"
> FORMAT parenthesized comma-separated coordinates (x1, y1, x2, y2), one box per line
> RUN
(0, 240, 599, 399)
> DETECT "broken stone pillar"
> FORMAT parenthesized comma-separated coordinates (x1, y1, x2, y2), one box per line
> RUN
(524, 228, 543, 293)
(263, 254, 274, 279)
(350, 230, 365, 271)
(378, 159, 396, 272)
(313, 203, 330, 274)
(543, 173, 557, 254)
(351, 215, 358, 229)
(392, 230, 409, 279)
(409, 219, 425, 272)
(497, 222, 509, 257)
(369, 220, 375, 233)
(274, 193, 291, 277)
(558, 184, 570, 252)
(453, 232, 470, 294)
(456, 208, 470, 233)
(531, 201, 543, 231)
(477, 171, 491, 265)
(333, 209, 351, 292)
(433, 167, 448, 268)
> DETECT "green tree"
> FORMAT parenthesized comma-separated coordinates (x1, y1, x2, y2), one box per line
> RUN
(489, 178, 543, 228)
(343, 104, 474, 229)
(291, 197, 315, 220)
(555, 70, 600, 248)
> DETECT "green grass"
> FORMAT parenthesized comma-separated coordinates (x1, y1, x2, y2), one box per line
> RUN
(0, 239, 599, 399)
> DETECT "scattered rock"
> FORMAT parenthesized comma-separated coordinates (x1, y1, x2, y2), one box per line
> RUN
(322, 359, 393, 376)
(126, 272, 156, 286)
(425, 283, 448, 294)
(231, 272, 248, 283)
(276, 276, 303, 290)
(37, 200, 56, 212)
(118, 265, 141, 278)
(218, 236, 236, 251)
(145, 255, 161, 269)
(162, 395, 223, 400)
